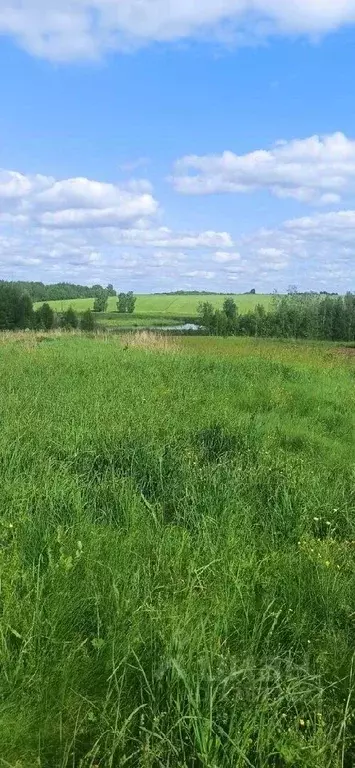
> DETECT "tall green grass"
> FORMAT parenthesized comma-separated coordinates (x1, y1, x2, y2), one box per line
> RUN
(1, 334, 355, 766)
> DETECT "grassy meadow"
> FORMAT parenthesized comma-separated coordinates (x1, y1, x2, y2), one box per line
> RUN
(34, 293, 275, 320)
(1, 331, 355, 766)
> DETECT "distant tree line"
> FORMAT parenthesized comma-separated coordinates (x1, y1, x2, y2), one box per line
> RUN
(199, 292, 355, 341)
(0, 281, 117, 303)
(3, 280, 355, 342)
(0, 283, 95, 332)
(35, 304, 96, 332)
(0, 282, 138, 331)
(36, 305, 96, 331)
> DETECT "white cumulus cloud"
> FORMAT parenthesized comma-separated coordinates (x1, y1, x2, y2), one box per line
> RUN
(284, 209, 355, 239)
(184, 270, 216, 279)
(107, 227, 234, 249)
(4, 164, 355, 292)
(238, 208, 355, 288)
(0, 164, 237, 290)
(173, 132, 355, 204)
(0, 169, 158, 228)
(1, 0, 355, 61)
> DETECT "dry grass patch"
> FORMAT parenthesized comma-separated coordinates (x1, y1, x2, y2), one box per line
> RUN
(0, 329, 108, 348)
(0, 329, 66, 348)
(121, 330, 180, 353)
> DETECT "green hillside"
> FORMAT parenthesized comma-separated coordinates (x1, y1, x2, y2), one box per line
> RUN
(35, 293, 275, 316)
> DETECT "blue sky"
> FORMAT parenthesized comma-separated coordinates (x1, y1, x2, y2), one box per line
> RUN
(1, 2, 355, 292)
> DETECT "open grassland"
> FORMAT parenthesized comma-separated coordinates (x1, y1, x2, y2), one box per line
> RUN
(35, 293, 275, 317)
(180, 335, 344, 368)
(1, 332, 355, 766)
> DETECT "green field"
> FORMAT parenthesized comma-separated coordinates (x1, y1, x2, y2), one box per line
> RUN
(1, 331, 355, 766)
(35, 293, 275, 317)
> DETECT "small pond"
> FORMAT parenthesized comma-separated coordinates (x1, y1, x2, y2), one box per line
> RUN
(109, 323, 202, 334)
(154, 323, 201, 331)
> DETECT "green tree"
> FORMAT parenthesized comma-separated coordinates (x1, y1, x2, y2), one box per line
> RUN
(80, 309, 96, 332)
(331, 297, 347, 341)
(36, 303, 55, 330)
(0, 284, 34, 330)
(117, 293, 127, 313)
(319, 296, 334, 340)
(93, 291, 108, 312)
(61, 307, 78, 330)
(239, 311, 257, 336)
(214, 310, 229, 336)
(126, 291, 136, 313)
(16, 292, 34, 329)
(117, 292, 137, 313)
(223, 297, 237, 322)
(0, 284, 16, 329)
(198, 301, 215, 331)
(106, 284, 117, 297)
(254, 303, 266, 336)
(92, 284, 104, 298)
(344, 292, 355, 341)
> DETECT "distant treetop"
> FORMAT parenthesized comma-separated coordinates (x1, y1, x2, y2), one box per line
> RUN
(0, 280, 116, 303)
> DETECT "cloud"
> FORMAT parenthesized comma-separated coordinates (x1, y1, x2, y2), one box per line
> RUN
(257, 247, 285, 257)
(125, 179, 154, 194)
(12, 256, 42, 266)
(1, 1, 355, 61)
(0, 164, 237, 289)
(284, 209, 355, 240)
(106, 227, 234, 249)
(38, 199, 156, 229)
(173, 132, 355, 204)
(238, 208, 355, 287)
(214, 250, 241, 263)
(3, 164, 355, 292)
(0, 169, 158, 229)
(0, 170, 51, 200)
(184, 270, 216, 279)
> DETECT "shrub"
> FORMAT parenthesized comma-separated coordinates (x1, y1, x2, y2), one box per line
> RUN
(80, 309, 96, 332)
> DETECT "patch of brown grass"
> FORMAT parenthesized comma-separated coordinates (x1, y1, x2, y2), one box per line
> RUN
(335, 345, 355, 357)
(0, 329, 81, 349)
(120, 330, 180, 353)
(1, 329, 55, 344)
